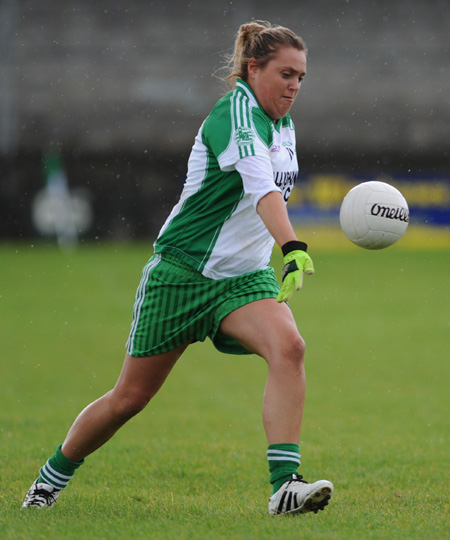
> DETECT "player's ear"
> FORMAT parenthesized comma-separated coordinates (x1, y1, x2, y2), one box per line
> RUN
(247, 57, 259, 78)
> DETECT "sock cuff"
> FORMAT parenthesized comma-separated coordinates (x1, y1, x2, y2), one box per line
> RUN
(268, 443, 300, 453)
(55, 444, 85, 471)
(267, 443, 301, 465)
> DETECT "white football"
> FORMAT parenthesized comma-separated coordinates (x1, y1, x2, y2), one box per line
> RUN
(339, 181, 409, 249)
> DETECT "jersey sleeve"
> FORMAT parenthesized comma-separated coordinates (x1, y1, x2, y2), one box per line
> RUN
(235, 155, 282, 209)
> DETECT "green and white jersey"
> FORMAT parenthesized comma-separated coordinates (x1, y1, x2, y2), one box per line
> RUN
(154, 79, 298, 279)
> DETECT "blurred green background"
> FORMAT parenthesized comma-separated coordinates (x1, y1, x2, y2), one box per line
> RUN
(1, 240, 448, 539)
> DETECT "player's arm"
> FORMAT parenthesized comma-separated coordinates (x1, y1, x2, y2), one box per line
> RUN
(234, 154, 298, 245)
(256, 191, 315, 302)
(235, 156, 314, 302)
(256, 190, 297, 247)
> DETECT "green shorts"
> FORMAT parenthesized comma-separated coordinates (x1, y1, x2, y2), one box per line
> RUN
(126, 253, 280, 356)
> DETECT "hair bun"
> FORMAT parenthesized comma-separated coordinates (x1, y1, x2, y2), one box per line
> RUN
(239, 22, 265, 42)
(239, 21, 268, 46)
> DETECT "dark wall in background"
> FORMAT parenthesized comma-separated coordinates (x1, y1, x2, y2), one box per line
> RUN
(1, 0, 449, 239)
(1, 0, 448, 156)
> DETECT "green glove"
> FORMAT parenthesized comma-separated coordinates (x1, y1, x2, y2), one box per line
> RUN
(277, 241, 315, 303)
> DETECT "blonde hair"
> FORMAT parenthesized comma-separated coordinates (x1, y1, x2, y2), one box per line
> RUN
(223, 21, 307, 88)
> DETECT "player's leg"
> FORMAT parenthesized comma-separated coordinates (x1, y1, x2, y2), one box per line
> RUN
(62, 345, 189, 461)
(219, 298, 333, 515)
(22, 344, 188, 508)
(219, 298, 305, 444)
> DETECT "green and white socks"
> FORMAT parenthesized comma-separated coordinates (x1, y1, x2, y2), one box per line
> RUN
(267, 443, 301, 494)
(37, 442, 299, 495)
(39, 444, 84, 490)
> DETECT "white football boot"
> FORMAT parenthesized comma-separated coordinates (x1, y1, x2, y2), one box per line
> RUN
(268, 474, 333, 515)
(22, 479, 61, 508)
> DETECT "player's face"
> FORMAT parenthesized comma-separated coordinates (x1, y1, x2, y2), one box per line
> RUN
(248, 46, 307, 121)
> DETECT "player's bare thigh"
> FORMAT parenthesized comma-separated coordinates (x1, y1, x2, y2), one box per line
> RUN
(219, 298, 303, 359)
(113, 343, 191, 403)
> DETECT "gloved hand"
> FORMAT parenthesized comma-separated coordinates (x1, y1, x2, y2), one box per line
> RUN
(277, 241, 315, 303)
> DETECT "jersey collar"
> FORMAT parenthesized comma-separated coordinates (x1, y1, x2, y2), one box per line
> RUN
(236, 78, 259, 106)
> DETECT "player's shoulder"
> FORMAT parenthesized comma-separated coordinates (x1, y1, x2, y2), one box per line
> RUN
(201, 99, 232, 151)
(203, 84, 263, 139)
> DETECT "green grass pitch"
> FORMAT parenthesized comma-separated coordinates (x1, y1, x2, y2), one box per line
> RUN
(0, 238, 448, 539)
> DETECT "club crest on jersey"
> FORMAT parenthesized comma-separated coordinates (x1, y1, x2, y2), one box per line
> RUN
(234, 126, 255, 145)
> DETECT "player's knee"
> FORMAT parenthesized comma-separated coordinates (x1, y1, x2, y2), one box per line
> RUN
(267, 330, 305, 371)
(285, 332, 306, 368)
(110, 391, 150, 421)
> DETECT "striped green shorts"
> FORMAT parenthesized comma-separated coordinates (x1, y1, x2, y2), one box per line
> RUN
(126, 253, 280, 357)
